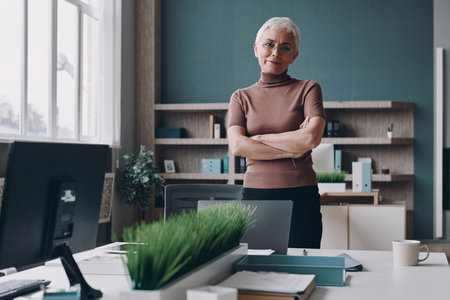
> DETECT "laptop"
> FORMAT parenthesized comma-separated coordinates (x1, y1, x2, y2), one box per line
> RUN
(197, 200, 293, 254)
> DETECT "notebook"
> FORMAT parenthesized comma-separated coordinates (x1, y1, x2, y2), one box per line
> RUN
(197, 200, 293, 254)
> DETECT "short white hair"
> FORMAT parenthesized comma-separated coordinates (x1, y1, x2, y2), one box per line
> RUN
(255, 17, 301, 50)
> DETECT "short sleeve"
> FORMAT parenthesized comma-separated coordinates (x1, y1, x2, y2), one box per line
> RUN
(227, 91, 246, 128)
(304, 82, 326, 120)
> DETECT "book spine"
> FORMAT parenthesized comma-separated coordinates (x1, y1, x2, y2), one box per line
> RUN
(334, 149, 342, 171)
(209, 115, 215, 138)
(332, 120, 340, 137)
(214, 123, 221, 139)
(238, 292, 297, 300)
(326, 120, 333, 137)
(222, 156, 229, 173)
(239, 157, 247, 173)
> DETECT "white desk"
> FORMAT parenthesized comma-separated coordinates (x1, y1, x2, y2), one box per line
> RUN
(288, 248, 450, 300)
(2, 244, 450, 300)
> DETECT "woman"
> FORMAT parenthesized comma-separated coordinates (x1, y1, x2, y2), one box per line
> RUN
(227, 17, 326, 248)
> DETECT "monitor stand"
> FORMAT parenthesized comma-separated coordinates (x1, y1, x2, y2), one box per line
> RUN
(54, 244, 103, 300)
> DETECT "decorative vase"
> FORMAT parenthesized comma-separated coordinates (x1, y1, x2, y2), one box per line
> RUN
(120, 244, 248, 300)
(387, 131, 393, 138)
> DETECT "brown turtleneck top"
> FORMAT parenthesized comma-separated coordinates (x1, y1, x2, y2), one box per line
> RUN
(228, 71, 326, 188)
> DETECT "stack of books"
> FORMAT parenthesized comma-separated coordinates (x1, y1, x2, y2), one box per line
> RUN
(218, 271, 316, 300)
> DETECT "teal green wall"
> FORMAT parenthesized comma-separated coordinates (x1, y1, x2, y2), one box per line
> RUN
(162, 0, 434, 238)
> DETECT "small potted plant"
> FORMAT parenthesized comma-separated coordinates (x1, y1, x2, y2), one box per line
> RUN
(316, 171, 347, 194)
(116, 145, 165, 223)
(387, 123, 394, 138)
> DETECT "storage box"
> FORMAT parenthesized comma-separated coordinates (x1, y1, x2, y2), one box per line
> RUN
(234, 255, 345, 286)
(155, 127, 186, 138)
(201, 159, 222, 174)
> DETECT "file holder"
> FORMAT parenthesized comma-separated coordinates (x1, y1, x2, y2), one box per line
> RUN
(234, 255, 345, 286)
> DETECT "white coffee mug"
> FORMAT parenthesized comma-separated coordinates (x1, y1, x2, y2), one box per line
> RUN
(392, 240, 430, 266)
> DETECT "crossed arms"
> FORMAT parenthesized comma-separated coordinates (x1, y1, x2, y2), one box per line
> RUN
(227, 116, 326, 160)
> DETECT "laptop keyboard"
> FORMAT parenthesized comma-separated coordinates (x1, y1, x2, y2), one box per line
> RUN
(0, 279, 50, 300)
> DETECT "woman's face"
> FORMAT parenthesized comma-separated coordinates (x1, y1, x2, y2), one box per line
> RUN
(254, 27, 298, 75)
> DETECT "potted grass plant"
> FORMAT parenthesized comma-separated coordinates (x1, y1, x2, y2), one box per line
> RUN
(316, 171, 347, 194)
(116, 145, 165, 222)
(120, 201, 253, 300)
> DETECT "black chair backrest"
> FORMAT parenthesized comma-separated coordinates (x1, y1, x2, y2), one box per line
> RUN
(164, 184, 243, 218)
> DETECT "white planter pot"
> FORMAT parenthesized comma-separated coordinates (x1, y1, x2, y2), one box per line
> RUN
(318, 182, 346, 194)
(387, 131, 393, 138)
(120, 244, 247, 300)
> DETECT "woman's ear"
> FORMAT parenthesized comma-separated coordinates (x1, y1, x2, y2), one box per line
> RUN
(290, 50, 299, 64)
(253, 43, 258, 58)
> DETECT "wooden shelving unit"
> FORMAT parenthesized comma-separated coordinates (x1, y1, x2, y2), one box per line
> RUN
(152, 101, 414, 210)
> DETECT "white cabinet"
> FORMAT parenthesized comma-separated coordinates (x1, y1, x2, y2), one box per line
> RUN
(321, 205, 348, 249)
(321, 204, 405, 250)
(349, 205, 405, 250)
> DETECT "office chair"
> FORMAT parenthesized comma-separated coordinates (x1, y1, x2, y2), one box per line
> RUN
(164, 184, 243, 218)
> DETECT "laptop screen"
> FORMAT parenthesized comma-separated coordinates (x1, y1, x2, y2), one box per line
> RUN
(197, 200, 293, 254)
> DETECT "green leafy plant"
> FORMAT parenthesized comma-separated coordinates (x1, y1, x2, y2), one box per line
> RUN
(116, 145, 165, 211)
(387, 123, 394, 132)
(122, 201, 254, 290)
(316, 171, 347, 183)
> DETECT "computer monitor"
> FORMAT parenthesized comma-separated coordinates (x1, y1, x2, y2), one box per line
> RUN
(0, 141, 108, 299)
(311, 143, 335, 172)
(197, 200, 293, 254)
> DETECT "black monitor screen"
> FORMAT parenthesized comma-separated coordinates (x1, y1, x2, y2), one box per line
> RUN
(0, 141, 108, 270)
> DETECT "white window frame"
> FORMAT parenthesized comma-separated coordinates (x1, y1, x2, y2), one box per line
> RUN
(0, 0, 121, 146)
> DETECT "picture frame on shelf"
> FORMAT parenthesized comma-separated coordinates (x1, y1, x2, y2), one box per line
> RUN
(164, 160, 176, 173)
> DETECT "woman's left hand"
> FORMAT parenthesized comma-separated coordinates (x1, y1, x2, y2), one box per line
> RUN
(299, 116, 311, 129)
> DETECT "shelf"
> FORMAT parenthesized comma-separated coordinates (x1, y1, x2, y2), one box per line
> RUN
(160, 173, 230, 180)
(155, 103, 229, 111)
(321, 137, 413, 145)
(345, 174, 414, 182)
(155, 138, 228, 145)
(321, 189, 381, 205)
(323, 101, 414, 110)
(155, 137, 413, 146)
(156, 101, 414, 111)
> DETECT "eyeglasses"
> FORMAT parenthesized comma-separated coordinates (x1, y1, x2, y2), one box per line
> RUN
(262, 42, 295, 55)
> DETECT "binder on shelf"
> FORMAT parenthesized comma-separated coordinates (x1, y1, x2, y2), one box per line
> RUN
(214, 123, 221, 139)
(334, 150, 342, 171)
(209, 115, 216, 139)
(326, 121, 333, 137)
(332, 120, 340, 137)
(352, 161, 372, 192)
(238, 157, 247, 173)
(222, 156, 229, 174)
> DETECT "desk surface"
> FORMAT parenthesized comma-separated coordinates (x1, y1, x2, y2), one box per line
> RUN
(2, 245, 450, 300)
(288, 248, 450, 300)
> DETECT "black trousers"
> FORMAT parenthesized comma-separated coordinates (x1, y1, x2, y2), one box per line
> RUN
(242, 185, 322, 248)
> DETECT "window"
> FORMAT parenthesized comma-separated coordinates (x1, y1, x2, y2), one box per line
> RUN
(0, 0, 121, 145)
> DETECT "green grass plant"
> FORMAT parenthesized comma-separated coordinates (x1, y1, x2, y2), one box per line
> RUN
(316, 171, 347, 183)
(122, 201, 254, 290)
